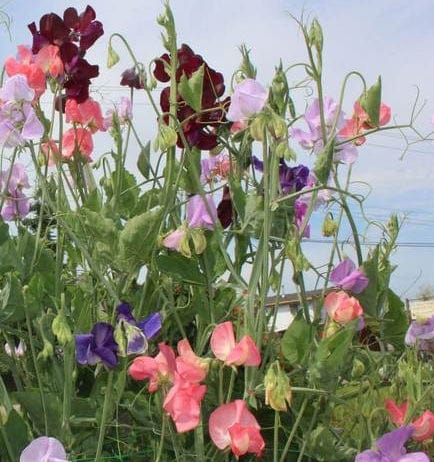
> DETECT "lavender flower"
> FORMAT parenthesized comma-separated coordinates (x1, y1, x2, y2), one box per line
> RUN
(103, 96, 132, 130)
(0, 75, 44, 148)
(75, 322, 118, 368)
(330, 258, 369, 294)
(355, 426, 429, 462)
(187, 194, 218, 230)
(0, 163, 31, 221)
(405, 314, 434, 352)
(20, 436, 69, 462)
(115, 302, 161, 355)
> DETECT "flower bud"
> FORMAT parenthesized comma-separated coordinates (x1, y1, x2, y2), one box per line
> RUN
(154, 123, 177, 151)
(190, 228, 207, 255)
(322, 213, 338, 237)
(264, 361, 292, 411)
(107, 42, 120, 69)
(52, 311, 73, 346)
(309, 19, 323, 54)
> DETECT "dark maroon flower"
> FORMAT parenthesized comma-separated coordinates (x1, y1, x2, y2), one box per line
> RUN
(217, 185, 233, 228)
(153, 53, 170, 82)
(63, 6, 103, 52)
(120, 67, 144, 90)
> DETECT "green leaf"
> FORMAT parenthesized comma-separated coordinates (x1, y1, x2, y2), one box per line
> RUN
(137, 142, 151, 179)
(178, 64, 204, 112)
(314, 140, 334, 184)
(0, 409, 29, 461)
(281, 312, 314, 365)
(181, 147, 202, 194)
(356, 248, 380, 318)
(0, 273, 25, 323)
(156, 253, 206, 285)
(382, 289, 408, 348)
(0, 241, 21, 275)
(359, 76, 382, 127)
(202, 232, 226, 281)
(119, 207, 163, 270)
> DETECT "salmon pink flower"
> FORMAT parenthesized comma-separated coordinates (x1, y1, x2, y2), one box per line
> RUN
(330, 258, 369, 294)
(324, 291, 364, 324)
(20, 436, 69, 462)
(210, 321, 261, 367)
(62, 127, 93, 160)
(128, 342, 176, 392)
(163, 373, 207, 432)
(209, 400, 265, 458)
(65, 97, 105, 133)
(176, 338, 209, 383)
(34, 44, 64, 78)
(226, 78, 268, 123)
(385, 399, 408, 426)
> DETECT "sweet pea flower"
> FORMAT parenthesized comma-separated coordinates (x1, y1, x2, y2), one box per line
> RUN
(200, 153, 230, 184)
(75, 322, 118, 369)
(34, 44, 64, 78)
(405, 314, 434, 352)
(355, 426, 429, 462)
(324, 291, 364, 324)
(226, 78, 267, 122)
(0, 75, 44, 148)
(163, 373, 207, 432)
(175, 338, 209, 383)
(20, 436, 69, 462)
(115, 302, 161, 355)
(4, 340, 26, 358)
(65, 97, 105, 133)
(209, 400, 265, 458)
(210, 321, 261, 367)
(61, 127, 93, 160)
(162, 227, 187, 253)
(0, 163, 31, 222)
(385, 399, 434, 442)
(103, 97, 133, 130)
(330, 258, 369, 294)
(186, 194, 218, 230)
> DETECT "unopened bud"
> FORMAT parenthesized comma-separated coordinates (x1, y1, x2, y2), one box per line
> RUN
(264, 361, 292, 411)
(322, 214, 338, 237)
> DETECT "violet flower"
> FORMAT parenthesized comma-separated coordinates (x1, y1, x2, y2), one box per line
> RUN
(355, 426, 430, 462)
(0, 163, 31, 222)
(187, 194, 218, 230)
(115, 302, 161, 355)
(0, 75, 44, 148)
(20, 436, 69, 462)
(330, 258, 369, 294)
(295, 199, 310, 238)
(405, 314, 434, 352)
(75, 322, 118, 368)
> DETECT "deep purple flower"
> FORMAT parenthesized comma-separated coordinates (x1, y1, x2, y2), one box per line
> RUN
(187, 194, 218, 230)
(20, 436, 68, 462)
(355, 426, 429, 462)
(330, 258, 369, 294)
(405, 314, 434, 352)
(295, 199, 310, 238)
(115, 303, 162, 355)
(120, 67, 144, 90)
(75, 322, 118, 368)
(217, 185, 233, 229)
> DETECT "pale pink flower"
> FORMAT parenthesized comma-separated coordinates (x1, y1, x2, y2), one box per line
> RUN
(324, 291, 364, 324)
(20, 436, 69, 462)
(226, 79, 267, 122)
(162, 228, 186, 252)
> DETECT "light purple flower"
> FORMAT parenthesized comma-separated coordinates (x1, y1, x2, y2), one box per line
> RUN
(75, 322, 118, 368)
(226, 78, 267, 122)
(334, 136, 358, 164)
(115, 302, 161, 355)
(0, 163, 31, 222)
(330, 258, 369, 294)
(200, 153, 230, 184)
(162, 227, 186, 252)
(103, 96, 133, 130)
(405, 314, 434, 351)
(20, 436, 69, 462)
(187, 194, 217, 230)
(355, 426, 429, 462)
(0, 75, 44, 148)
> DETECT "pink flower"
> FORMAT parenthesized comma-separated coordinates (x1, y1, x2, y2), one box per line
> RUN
(41, 139, 61, 166)
(226, 78, 267, 122)
(324, 291, 363, 324)
(210, 321, 261, 367)
(163, 373, 206, 432)
(162, 228, 186, 252)
(385, 399, 434, 442)
(176, 338, 208, 383)
(65, 97, 105, 133)
(62, 127, 94, 160)
(20, 436, 68, 462)
(187, 194, 218, 230)
(5, 45, 46, 99)
(34, 44, 64, 78)
(209, 400, 265, 458)
(128, 342, 176, 392)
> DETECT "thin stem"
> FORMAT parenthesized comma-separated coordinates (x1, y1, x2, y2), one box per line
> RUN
(279, 397, 308, 462)
(95, 370, 114, 462)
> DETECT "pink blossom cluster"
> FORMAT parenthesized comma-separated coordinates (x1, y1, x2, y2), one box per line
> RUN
(129, 321, 264, 458)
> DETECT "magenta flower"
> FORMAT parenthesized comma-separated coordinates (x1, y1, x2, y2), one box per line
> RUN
(405, 314, 434, 352)
(20, 436, 69, 462)
(75, 322, 118, 368)
(226, 78, 268, 122)
(330, 258, 369, 294)
(355, 426, 429, 462)
(187, 194, 217, 230)
(0, 75, 44, 148)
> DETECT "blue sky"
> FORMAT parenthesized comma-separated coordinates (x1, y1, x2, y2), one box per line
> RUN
(1, 0, 433, 298)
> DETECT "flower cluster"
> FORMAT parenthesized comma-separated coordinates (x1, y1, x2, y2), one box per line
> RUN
(154, 44, 229, 150)
(27, 5, 103, 102)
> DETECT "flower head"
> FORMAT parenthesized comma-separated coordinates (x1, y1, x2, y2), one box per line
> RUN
(186, 194, 218, 230)
(20, 436, 69, 462)
(226, 78, 268, 122)
(209, 400, 265, 458)
(330, 258, 369, 294)
(405, 314, 434, 352)
(0, 163, 31, 222)
(75, 322, 118, 369)
(355, 426, 429, 462)
(324, 291, 364, 324)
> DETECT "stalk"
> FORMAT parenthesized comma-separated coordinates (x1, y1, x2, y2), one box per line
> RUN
(95, 370, 114, 461)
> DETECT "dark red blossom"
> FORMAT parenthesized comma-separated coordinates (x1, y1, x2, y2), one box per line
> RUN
(120, 67, 144, 90)
(153, 43, 228, 151)
(217, 185, 233, 229)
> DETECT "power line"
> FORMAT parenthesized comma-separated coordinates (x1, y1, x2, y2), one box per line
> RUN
(303, 238, 434, 248)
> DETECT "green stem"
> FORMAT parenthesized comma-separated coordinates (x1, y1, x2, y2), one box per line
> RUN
(95, 371, 114, 462)
(279, 397, 308, 462)
(273, 411, 280, 462)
